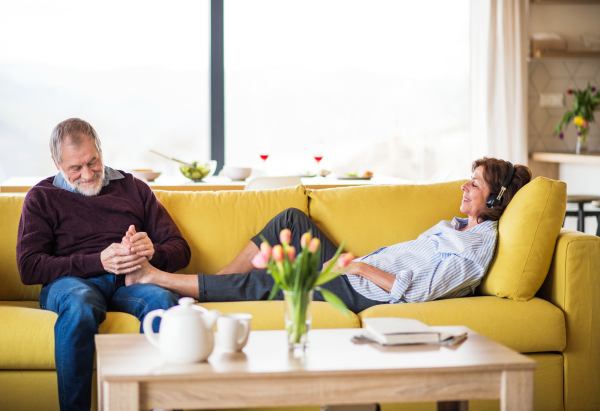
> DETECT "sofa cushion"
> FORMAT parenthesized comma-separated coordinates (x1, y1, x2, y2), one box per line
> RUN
(358, 296, 565, 353)
(307, 181, 466, 257)
(479, 177, 567, 300)
(155, 185, 309, 275)
(0, 299, 359, 369)
(0, 301, 140, 370)
(0, 194, 41, 301)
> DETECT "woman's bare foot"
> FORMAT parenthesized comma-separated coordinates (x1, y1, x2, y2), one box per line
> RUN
(125, 259, 160, 286)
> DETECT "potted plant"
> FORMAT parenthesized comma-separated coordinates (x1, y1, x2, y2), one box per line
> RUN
(554, 83, 600, 154)
(251, 229, 353, 350)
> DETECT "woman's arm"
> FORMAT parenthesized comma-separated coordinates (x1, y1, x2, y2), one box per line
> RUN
(323, 255, 396, 293)
(343, 262, 396, 292)
(339, 256, 485, 303)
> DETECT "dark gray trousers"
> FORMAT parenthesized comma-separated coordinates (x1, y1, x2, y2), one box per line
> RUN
(197, 208, 385, 314)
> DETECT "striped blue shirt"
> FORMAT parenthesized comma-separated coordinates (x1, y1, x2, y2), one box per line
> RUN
(345, 217, 498, 304)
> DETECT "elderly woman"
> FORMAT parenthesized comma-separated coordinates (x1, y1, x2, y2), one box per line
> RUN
(125, 157, 532, 314)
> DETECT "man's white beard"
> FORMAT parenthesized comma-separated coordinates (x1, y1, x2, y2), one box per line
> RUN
(61, 168, 105, 196)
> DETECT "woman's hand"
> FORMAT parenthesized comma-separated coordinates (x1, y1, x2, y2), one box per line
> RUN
(341, 261, 367, 276)
(322, 253, 356, 271)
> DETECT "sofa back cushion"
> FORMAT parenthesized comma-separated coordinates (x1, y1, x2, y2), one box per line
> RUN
(479, 177, 566, 300)
(307, 181, 466, 257)
(155, 185, 309, 274)
(0, 194, 42, 301)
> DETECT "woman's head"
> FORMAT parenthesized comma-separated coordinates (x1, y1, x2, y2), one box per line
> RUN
(460, 157, 532, 223)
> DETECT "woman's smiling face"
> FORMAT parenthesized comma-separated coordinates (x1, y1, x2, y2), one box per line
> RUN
(460, 166, 491, 220)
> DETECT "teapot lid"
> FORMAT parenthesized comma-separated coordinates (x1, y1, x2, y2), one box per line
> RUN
(166, 297, 202, 318)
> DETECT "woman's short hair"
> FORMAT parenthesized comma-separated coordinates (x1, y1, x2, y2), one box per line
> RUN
(473, 157, 532, 222)
(50, 118, 102, 166)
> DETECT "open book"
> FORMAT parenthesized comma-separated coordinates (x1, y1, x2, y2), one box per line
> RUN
(358, 317, 467, 346)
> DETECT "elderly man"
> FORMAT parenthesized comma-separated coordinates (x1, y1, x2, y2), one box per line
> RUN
(16, 118, 191, 411)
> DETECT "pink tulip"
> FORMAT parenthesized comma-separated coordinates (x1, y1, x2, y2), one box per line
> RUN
(251, 252, 268, 269)
(308, 238, 320, 253)
(582, 121, 588, 128)
(337, 253, 356, 268)
(272, 245, 284, 262)
(279, 229, 292, 245)
(300, 232, 312, 248)
(287, 246, 296, 262)
(260, 242, 272, 260)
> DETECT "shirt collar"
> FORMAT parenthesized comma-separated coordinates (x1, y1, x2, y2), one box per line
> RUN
(52, 166, 124, 194)
(451, 217, 469, 230)
(451, 217, 498, 233)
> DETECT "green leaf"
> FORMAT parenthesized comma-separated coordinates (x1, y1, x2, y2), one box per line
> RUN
(316, 287, 351, 318)
(315, 270, 343, 286)
(310, 241, 345, 289)
(268, 281, 281, 301)
(555, 111, 574, 135)
(308, 245, 322, 284)
(267, 260, 288, 290)
(553, 123, 562, 135)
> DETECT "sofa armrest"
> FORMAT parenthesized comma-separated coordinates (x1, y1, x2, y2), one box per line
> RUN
(536, 228, 600, 411)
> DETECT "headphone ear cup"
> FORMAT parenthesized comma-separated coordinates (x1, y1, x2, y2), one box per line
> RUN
(486, 194, 497, 208)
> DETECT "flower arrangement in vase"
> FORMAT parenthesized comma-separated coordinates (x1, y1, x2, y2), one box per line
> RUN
(251, 229, 353, 349)
(554, 83, 600, 154)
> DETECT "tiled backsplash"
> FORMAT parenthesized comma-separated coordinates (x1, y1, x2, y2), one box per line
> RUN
(528, 60, 600, 154)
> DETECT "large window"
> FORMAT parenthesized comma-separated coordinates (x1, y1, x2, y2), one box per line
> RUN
(0, 1, 210, 182)
(1, 1, 470, 184)
(224, 0, 470, 180)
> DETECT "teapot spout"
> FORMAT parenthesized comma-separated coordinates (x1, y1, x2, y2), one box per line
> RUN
(204, 309, 221, 328)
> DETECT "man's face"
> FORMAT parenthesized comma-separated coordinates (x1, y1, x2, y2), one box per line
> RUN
(55, 134, 105, 196)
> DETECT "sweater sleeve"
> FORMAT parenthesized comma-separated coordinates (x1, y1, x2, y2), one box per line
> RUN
(137, 182, 191, 272)
(16, 189, 105, 285)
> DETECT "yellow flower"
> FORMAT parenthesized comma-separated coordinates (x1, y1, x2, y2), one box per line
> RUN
(574, 116, 584, 126)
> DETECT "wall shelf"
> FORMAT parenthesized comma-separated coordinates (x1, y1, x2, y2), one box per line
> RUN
(530, 51, 600, 59)
(531, 0, 600, 4)
(531, 152, 600, 165)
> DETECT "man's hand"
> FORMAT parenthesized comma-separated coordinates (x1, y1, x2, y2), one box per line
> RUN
(122, 225, 155, 261)
(100, 243, 147, 274)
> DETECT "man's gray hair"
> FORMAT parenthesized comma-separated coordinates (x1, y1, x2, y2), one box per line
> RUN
(50, 118, 102, 165)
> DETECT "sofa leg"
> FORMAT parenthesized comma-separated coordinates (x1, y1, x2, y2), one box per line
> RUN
(437, 401, 469, 410)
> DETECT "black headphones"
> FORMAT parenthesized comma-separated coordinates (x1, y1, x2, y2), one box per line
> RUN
(486, 160, 515, 209)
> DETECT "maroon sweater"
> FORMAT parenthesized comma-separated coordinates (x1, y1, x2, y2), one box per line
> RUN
(17, 172, 191, 286)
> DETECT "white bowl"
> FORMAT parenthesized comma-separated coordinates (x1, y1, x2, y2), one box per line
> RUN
(130, 170, 162, 182)
(224, 166, 252, 181)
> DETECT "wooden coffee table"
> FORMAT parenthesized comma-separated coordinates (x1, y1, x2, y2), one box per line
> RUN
(95, 327, 536, 411)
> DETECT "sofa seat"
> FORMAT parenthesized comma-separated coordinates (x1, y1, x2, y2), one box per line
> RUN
(0, 300, 360, 370)
(0, 301, 141, 370)
(359, 296, 566, 353)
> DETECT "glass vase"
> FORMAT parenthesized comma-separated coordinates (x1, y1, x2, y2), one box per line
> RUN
(576, 137, 588, 155)
(283, 290, 313, 350)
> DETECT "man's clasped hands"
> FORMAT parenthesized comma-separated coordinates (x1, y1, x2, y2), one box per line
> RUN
(99, 226, 154, 275)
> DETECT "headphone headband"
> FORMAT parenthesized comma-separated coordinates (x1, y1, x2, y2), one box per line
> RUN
(486, 161, 515, 209)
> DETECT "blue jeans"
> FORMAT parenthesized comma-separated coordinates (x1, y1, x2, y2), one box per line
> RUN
(39, 273, 179, 411)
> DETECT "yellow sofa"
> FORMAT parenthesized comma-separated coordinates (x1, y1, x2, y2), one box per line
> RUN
(1, 178, 599, 411)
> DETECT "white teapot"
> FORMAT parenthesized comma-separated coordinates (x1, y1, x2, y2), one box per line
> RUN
(143, 297, 221, 363)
